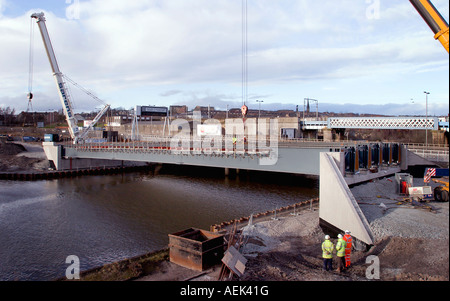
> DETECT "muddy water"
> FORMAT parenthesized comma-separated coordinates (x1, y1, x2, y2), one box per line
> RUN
(0, 165, 318, 280)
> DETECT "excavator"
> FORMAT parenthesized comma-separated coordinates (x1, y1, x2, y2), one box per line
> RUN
(411, 1, 448, 202)
(433, 178, 449, 202)
(424, 168, 449, 202)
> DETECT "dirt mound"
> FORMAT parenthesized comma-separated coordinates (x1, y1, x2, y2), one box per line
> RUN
(0, 142, 26, 155)
(0, 142, 49, 172)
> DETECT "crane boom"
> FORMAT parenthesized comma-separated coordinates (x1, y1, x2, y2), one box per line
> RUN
(410, 0, 449, 53)
(31, 12, 79, 140)
(31, 12, 110, 144)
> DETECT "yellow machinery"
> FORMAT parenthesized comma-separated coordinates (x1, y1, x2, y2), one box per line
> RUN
(410, 0, 449, 53)
(432, 178, 449, 202)
(424, 168, 449, 202)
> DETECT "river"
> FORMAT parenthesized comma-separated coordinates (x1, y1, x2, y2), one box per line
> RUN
(0, 165, 318, 281)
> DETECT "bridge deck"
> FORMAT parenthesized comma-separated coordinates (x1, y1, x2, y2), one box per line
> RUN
(61, 140, 403, 176)
(64, 143, 341, 176)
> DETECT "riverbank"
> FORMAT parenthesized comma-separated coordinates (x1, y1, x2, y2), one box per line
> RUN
(0, 141, 48, 172)
(135, 176, 448, 281)
(0, 141, 152, 179)
(62, 176, 449, 282)
(1, 141, 448, 282)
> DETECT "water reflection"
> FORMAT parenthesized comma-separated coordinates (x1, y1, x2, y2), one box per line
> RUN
(0, 165, 317, 280)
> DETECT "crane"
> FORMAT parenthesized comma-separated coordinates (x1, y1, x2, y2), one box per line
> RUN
(410, 0, 449, 53)
(30, 12, 110, 144)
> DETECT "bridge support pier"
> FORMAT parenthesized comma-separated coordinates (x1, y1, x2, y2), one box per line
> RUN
(319, 152, 374, 247)
(322, 128, 346, 142)
(224, 168, 241, 177)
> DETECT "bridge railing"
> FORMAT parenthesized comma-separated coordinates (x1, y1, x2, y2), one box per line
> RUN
(404, 143, 449, 150)
(64, 138, 276, 158)
(407, 148, 449, 162)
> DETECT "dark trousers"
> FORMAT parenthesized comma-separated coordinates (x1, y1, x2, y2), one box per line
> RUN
(323, 258, 332, 271)
(337, 256, 345, 270)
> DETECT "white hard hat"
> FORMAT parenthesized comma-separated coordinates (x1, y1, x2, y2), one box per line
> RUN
(345, 230, 350, 234)
(338, 234, 343, 238)
(325, 235, 330, 240)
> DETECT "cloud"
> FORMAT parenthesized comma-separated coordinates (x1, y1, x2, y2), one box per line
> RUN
(0, 0, 448, 115)
(160, 90, 182, 97)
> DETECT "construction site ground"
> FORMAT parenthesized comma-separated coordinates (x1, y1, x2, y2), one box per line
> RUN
(138, 170, 449, 282)
(1, 140, 448, 282)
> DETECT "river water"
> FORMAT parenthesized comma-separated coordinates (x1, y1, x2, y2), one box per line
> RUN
(0, 165, 318, 281)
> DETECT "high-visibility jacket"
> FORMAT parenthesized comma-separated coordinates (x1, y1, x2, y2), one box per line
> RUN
(336, 238, 347, 257)
(343, 234, 352, 253)
(322, 240, 334, 259)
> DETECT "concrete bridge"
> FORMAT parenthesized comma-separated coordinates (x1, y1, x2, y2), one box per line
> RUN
(42, 139, 438, 248)
(44, 140, 409, 179)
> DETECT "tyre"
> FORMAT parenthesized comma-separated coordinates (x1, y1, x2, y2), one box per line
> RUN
(434, 187, 443, 202)
(442, 190, 449, 202)
(434, 187, 449, 202)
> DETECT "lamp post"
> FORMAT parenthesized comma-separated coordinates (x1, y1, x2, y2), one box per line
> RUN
(424, 91, 430, 149)
(256, 100, 263, 118)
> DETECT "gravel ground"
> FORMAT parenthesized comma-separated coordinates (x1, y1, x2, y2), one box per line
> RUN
(351, 177, 449, 241)
(236, 175, 448, 281)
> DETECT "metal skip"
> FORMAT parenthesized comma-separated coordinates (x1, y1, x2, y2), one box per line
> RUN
(168, 228, 224, 271)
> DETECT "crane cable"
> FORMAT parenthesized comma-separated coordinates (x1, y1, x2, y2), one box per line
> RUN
(242, 0, 248, 107)
(62, 74, 108, 107)
(26, 16, 106, 110)
(27, 17, 35, 111)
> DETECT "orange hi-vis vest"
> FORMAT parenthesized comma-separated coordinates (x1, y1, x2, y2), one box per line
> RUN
(343, 234, 352, 252)
(343, 234, 352, 267)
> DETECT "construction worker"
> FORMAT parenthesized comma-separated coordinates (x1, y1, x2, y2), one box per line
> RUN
(335, 234, 347, 272)
(321, 235, 334, 271)
(343, 230, 353, 268)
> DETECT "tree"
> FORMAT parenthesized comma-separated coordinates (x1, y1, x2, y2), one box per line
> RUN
(0, 106, 16, 126)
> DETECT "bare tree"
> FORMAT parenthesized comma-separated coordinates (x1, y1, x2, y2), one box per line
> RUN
(0, 106, 16, 126)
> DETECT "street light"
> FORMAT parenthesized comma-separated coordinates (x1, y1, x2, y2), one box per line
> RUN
(256, 100, 263, 118)
(424, 91, 430, 149)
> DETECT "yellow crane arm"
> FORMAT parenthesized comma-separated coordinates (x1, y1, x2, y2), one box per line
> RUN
(410, 0, 449, 53)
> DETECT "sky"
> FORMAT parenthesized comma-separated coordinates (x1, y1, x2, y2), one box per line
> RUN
(0, 0, 448, 116)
